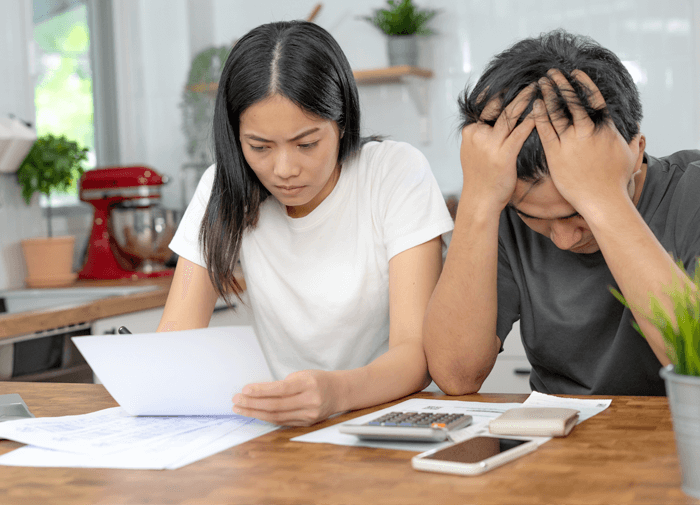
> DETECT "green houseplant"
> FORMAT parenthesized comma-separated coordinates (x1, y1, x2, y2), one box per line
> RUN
(612, 260, 700, 498)
(16, 133, 88, 287)
(362, 0, 439, 67)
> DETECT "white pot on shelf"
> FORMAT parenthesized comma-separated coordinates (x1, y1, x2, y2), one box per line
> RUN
(386, 35, 418, 67)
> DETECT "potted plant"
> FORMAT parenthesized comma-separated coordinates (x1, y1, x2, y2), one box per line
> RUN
(16, 133, 88, 288)
(362, 0, 439, 67)
(612, 261, 700, 498)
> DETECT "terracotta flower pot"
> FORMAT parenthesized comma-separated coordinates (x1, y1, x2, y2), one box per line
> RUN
(20, 236, 77, 288)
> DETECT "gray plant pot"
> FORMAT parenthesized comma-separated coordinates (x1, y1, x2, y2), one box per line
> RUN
(387, 35, 418, 67)
(660, 364, 700, 498)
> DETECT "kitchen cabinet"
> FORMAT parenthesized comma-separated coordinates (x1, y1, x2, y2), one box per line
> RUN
(479, 321, 533, 394)
(0, 323, 93, 383)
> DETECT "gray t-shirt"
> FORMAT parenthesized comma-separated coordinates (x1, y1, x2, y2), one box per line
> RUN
(496, 150, 700, 395)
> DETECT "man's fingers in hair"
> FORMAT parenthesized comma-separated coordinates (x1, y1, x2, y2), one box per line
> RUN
(495, 83, 537, 137)
(479, 95, 502, 123)
(570, 69, 606, 110)
(545, 68, 593, 126)
(533, 99, 559, 147)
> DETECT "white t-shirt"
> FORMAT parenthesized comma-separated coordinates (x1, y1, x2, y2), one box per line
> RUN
(170, 140, 454, 380)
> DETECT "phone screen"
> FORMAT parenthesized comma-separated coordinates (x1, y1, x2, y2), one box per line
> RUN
(423, 437, 528, 463)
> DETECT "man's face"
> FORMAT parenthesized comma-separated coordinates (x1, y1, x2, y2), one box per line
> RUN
(510, 177, 600, 254)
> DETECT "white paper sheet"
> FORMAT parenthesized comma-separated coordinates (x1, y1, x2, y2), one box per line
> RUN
(72, 326, 273, 416)
(447, 392, 612, 444)
(293, 393, 612, 451)
(0, 407, 279, 470)
(521, 391, 612, 422)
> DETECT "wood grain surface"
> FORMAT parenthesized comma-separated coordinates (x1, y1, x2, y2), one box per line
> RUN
(0, 383, 696, 505)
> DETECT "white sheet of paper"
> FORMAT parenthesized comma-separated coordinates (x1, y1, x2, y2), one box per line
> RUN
(72, 326, 273, 416)
(441, 392, 612, 445)
(0, 407, 278, 470)
(521, 391, 612, 422)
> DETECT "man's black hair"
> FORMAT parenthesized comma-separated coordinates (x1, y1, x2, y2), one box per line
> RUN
(458, 29, 643, 182)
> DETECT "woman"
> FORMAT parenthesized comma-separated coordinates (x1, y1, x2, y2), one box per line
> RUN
(162, 20, 453, 426)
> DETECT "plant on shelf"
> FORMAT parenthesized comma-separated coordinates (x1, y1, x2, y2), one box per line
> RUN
(362, 0, 439, 67)
(17, 133, 88, 237)
(611, 260, 700, 498)
(16, 133, 88, 288)
(363, 0, 438, 36)
(181, 45, 231, 166)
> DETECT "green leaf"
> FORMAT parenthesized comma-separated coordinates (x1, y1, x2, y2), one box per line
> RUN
(361, 0, 440, 36)
(16, 133, 88, 234)
(609, 258, 700, 377)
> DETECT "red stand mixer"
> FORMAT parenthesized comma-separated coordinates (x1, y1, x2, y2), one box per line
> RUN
(78, 166, 178, 280)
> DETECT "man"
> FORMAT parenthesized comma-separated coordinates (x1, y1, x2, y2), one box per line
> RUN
(424, 30, 700, 396)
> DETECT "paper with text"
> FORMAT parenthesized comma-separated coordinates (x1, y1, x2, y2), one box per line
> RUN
(0, 407, 279, 470)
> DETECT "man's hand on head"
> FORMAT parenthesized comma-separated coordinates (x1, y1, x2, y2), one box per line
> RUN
(460, 84, 537, 214)
(533, 69, 644, 220)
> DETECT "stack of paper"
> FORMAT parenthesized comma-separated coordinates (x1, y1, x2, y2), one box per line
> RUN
(0, 326, 280, 469)
(0, 407, 278, 469)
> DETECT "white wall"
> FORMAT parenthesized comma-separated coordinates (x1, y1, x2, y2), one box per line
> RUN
(210, 0, 700, 195)
(0, 0, 45, 289)
(0, 0, 698, 289)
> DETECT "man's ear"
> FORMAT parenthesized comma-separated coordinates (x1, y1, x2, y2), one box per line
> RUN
(632, 133, 646, 170)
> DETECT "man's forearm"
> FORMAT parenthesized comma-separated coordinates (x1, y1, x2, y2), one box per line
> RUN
(583, 197, 692, 365)
(423, 198, 502, 394)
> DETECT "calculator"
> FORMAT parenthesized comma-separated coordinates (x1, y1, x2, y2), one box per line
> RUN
(338, 411, 473, 442)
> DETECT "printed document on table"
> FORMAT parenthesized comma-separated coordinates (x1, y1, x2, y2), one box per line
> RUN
(72, 326, 273, 416)
(0, 407, 279, 470)
(521, 391, 612, 422)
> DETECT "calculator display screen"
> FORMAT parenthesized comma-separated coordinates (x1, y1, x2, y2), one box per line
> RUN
(424, 437, 527, 463)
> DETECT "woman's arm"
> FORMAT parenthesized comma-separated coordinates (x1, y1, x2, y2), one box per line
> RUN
(157, 257, 219, 332)
(231, 236, 444, 426)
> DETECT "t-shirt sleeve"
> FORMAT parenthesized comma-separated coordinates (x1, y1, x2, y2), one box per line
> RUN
(168, 164, 216, 268)
(370, 141, 454, 259)
(674, 162, 700, 276)
(495, 211, 521, 346)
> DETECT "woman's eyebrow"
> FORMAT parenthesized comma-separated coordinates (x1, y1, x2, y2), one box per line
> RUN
(241, 128, 321, 143)
(290, 127, 320, 141)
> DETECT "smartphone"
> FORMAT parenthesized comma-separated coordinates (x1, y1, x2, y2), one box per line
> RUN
(412, 436, 538, 476)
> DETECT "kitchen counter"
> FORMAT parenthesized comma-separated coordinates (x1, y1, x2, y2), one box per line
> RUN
(0, 278, 173, 341)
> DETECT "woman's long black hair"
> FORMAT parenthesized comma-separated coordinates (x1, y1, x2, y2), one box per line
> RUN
(201, 20, 362, 301)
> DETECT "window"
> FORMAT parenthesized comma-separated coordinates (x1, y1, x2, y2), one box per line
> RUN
(33, 0, 96, 207)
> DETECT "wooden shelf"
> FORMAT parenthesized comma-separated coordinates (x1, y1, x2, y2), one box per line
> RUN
(352, 65, 433, 85)
(185, 66, 434, 94)
(186, 82, 218, 94)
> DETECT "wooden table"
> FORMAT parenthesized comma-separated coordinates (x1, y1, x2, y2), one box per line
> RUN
(0, 383, 697, 505)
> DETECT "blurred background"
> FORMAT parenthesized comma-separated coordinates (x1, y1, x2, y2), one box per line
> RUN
(0, 0, 698, 290)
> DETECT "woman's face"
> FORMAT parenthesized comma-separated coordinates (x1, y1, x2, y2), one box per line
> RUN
(239, 94, 342, 218)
